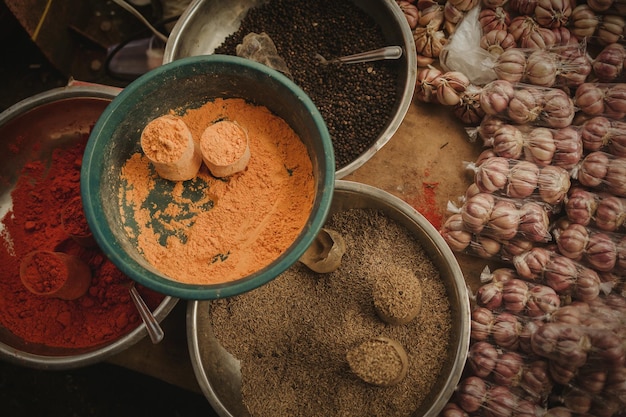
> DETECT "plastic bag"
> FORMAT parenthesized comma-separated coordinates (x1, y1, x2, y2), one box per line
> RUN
(236, 32, 293, 79)
(439, 7, 497, 86)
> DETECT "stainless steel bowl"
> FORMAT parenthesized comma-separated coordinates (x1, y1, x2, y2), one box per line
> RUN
(187, 180, 470, 417)
(163, 0, 417, 179)
(0, 86, 178, 369)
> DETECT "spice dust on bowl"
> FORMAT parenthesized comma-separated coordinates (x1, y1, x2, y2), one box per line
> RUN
(81, 55, 335, 300)
(188, 181, 470, 417)
(0, 86, 176, 369)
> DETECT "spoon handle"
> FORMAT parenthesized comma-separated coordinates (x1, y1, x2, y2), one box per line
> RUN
(336, 46, 403, 64)
(130, 285, 165, 344)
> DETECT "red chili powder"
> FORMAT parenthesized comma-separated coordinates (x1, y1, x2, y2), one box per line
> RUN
(403, 168, 443, 230)
(0, 137, 165, 348)
(21, 251, 67, 293)
(62, 196, 92, 237)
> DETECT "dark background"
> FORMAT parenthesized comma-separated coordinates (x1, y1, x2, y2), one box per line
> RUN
(0, 2, 218, 416)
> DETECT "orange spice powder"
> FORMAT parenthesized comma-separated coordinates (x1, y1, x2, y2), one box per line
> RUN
(119, 98, 315, 285)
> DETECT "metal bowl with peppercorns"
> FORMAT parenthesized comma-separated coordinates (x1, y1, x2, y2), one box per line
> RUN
(164, 0, 417, 179)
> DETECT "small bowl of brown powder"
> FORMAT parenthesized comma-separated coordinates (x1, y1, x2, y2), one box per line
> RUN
(81, 54, 335, 300)
(188, 180, 471, 417)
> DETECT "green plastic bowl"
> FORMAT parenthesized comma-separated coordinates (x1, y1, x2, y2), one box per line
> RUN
(81, 55, 335, 299)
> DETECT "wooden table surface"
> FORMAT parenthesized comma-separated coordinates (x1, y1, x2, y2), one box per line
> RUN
(108, 98, 501, 394)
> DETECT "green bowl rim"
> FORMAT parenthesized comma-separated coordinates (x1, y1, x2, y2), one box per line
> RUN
(81, 54, 335, 299)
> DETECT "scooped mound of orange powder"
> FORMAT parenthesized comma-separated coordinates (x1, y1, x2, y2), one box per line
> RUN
(119, 98, 315, 285)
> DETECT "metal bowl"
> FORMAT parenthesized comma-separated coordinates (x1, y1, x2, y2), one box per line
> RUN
(81, 55, 335, 300)
(163, 0, 417, 179)
(0, 86, 178, 369)
(187, 180, 470, 417)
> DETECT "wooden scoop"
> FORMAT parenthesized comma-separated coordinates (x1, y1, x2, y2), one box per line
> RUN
(299, 228, 346, 273)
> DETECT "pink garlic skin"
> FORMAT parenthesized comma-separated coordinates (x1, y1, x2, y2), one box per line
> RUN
(519, 319, 540, 353)
(593, 43, 626, 83)
(478, 115, 506, 147)
(561, 386, 593, 414)
(573, 266, 601, 302)
(518, 202, 550, 242)
(608, 120, 626, 157)
(493, 351, 524, 386)
(508, 88, 542, 124)
(476, 282, 503, 310)
(484, 385, 517, 417)
(552, 126, 583, 170)
(606, 156, 626, 197)
(490, 268, 517, 283)
(469, 341, 499, 378)
(493, 124, 524, 159)
(617, 235, 626, 272)
(549, 302, 588, 326)
(580, 116, 611, 152)
(507, 161, 539, 199)
(549, 360, 577, 385)
(544, 253, 578, 294)
(456, 376, 488, 413)
(439, 402, 470, 417)
(513, 247, 551, 280)
(441, 213, 472, 252)
(471, 307, 495, 341)
(520, 359, 553, 401)
(542, 89, 575, 128)
(472, 235, 502, 259)
(486, 200, 520, 240)
(587, 327, 625, 366)
(502, 278, 529, 313)
(492, 312, 522, 350)
(524, 127, 556, 166)
(604, 84, 626, 119)
(579, 151, 610, 188)
(584, 231, 617, 272)
(537, 165, 570, 205)
(543, 407, 572, 417)
(480, 80, 515, 115)
(462, 193, 496, 234)
(500, 238, 534, 260)
(555, 222, 589, 260)
(576, 366, 608, 394)
(526, 284, 560, 318)
(575, 83, 606, 116)
(475, 156, 510, 193)
(564, 187, 597, 227)
(531, 323, 590, 368)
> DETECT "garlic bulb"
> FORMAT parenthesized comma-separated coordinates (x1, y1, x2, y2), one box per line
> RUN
(525, 127, 556, 166)
(493, 124, 524, 159)
(507, 160, 540, 198)
(534, 0, 572, 28)
(480, 80, 515, 116)
(526, 50, 557, 87)
(494, 48, 526, 83)
(508, 88, 542, 125)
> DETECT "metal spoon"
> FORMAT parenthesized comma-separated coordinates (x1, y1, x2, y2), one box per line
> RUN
(315, 46, 403, 65)
(129, 283, 164, 344)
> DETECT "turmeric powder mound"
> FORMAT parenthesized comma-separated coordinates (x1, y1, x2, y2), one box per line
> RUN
(119, 98, 315, 285)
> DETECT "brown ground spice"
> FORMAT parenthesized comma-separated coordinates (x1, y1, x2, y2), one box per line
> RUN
(119, 98, 314, 285)
(209, 208, 453, 417)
